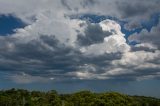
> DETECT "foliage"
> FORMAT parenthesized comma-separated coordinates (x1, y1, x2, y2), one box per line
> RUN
(0, 89, 159, 106)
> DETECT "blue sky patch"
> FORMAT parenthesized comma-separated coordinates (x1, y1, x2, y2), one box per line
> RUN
(0, 14, 26, 36)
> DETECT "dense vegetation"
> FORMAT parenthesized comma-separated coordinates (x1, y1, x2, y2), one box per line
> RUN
(0, 88, 160, 106)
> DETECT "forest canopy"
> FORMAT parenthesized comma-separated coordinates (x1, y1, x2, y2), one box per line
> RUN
(0, 88, 160, 106)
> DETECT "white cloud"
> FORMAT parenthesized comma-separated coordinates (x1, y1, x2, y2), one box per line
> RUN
(80, 19, 130, 56)
(112, 50, 160, 66)
(134, 43, 158, 50)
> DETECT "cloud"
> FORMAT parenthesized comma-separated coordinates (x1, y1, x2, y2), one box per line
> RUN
(0, 18, 125, 82)
(79, 19, 130, 56)
(9, 72, 49, 84)
(0, 0, 159, 83)
(116, 0, 160, 30)
(112, 50, 160, 67)
(116, 0, 159, 18)
(129, 23, 160, 49)
(77, 22, 112, 46)
(0, 0, 159, 25)
(69, 20, 160, 81)
(0, 17, 160, 83)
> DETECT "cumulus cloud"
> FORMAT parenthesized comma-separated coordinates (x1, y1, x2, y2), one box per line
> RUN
(0, 0, 160, 83)
(79, 20, 130, 56)
(69, 21, 160, 81)
(0, 18, 160, 83)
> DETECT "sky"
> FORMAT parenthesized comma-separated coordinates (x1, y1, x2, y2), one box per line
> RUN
(0, 0, 160, 98)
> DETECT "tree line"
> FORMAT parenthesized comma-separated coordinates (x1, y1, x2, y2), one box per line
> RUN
(0, 88, 160, 106)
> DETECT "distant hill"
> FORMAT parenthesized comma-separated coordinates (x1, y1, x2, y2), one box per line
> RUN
(0, 88, 160, 106)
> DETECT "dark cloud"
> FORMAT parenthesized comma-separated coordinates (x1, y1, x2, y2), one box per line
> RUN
(117, 1, 149, 18)
(115, 0, 160, 30)
(116, 0, 160, 18)
(80, 0, 97, 8)
(77, 23, 112, 46)
(60, 0, 97, 11)
(60, 0, 72, 10)
(0, 34, 122, 81)
(129, 23, 160, 49)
